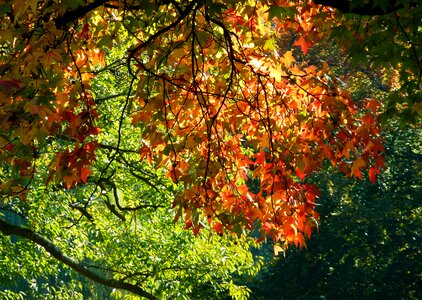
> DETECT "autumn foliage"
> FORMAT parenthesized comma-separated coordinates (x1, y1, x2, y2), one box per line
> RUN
(1, 0, 404, 250)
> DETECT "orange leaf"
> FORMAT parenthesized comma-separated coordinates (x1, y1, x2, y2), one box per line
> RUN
(282, 50, 295, 67)
(351, 157, 366, 179)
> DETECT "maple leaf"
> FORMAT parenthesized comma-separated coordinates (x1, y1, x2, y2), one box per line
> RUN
(282, 50, 295, 68)
(366, 99, 382, 114)
(294, 36, 309, 55)
(368, 166, 379, 183)
(80, 167, 93, 183)
(64, 174, 78, 190)
(351, 157, 366, 179)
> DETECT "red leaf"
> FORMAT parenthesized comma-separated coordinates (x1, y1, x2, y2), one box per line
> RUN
(366, 99, 382, 114)
(80, 167, 93, 183)
(192, 223, 202, 237)
(294, 36, 309, 55)
(213, 222, 224, 234)
(368, 166, 378, 183)
(372, 140, 385, 157)
(0, 79, 22, 91)
(295, 167, 305, 180)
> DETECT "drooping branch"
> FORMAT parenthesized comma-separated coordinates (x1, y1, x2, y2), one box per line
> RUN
(313, 0, 416, 15)
(99, 143, 139, 154)
(0, 219, 156, 300)
(107, 179, 164, 211)
(55, 0, 110, 28)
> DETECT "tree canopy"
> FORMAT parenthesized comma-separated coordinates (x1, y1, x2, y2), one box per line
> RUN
(0, 0, 420, 298)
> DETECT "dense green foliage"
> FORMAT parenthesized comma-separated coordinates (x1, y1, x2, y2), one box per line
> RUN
(0, 181, 261, 300)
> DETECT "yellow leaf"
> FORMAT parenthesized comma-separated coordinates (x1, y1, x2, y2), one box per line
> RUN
(282, 50, 295, 68)
(274, 245, 284, 256)
(263, 38, 277, 51)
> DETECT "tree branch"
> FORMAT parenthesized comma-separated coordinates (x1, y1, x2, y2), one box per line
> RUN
(107, 179, 164, 211)
(313, 0, 417, 15)
(127, 0, 198, 76)
(0, 219, 156, 300)
(99, 143, 139, 154)
(55, 0, 110, 28)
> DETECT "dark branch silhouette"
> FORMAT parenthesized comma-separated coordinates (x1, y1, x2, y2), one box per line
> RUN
(55, 0, 110, 28)
(313, 0, 417, 15)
